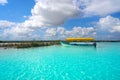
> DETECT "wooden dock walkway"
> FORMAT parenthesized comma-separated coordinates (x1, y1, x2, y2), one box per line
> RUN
(0, 41, 60, 48)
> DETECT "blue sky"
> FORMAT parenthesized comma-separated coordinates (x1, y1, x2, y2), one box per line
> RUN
(0, 0, 35, 22)
(0, 0, 120, 40)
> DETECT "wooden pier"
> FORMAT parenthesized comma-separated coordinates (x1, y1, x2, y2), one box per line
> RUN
(0, 41, 60, 48)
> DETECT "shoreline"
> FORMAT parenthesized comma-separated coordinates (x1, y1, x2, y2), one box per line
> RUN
(0, 40, 120, 48)
(0, 41, 60, 48)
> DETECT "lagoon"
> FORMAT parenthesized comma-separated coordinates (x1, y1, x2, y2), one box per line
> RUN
(0, 42, 120, 80)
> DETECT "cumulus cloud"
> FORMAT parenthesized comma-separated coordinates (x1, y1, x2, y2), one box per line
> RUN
(0, 20, 16, 29)
(111, 26, 120, 33)
(34, 16, 120, 40)
(64, 27, 96, 38)
(0, 21, 35, 40)
(80, 0, 120, 16)
(1, 15, 120, 40)
(45, 26, 96, 40)
(0, 0, 7, 5)
(96, 15, 120, 40)
(1, 24, 35, 40)
(97, 16, 120, 33)
(24, 0, 80, 28)
(23, 0, 120, 28)
(0, 0, 120, 40)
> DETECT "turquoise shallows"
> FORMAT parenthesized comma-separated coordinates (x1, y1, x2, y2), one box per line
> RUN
(0, 42, 120, 80)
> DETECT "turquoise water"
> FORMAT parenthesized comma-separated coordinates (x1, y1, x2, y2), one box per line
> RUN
(0, 42, 120, 80)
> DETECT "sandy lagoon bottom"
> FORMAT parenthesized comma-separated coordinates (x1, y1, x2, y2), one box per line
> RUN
(0, 42, 120, 80)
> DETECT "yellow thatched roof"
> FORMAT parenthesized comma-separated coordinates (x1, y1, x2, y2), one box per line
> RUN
(66, 38, 95, 42)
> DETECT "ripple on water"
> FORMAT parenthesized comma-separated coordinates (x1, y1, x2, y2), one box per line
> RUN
(0, 43, 120, 80)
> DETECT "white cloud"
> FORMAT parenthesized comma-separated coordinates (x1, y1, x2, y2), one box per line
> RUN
(1, 16, 120, 40)
(23, 16, 28, 18)
(0, 22, 35, 40)
(1, 0, 120, 40)
(0, 20, 16, 28)
(97, 15, 120, 33)
(65, 27, 96, 38)
(96, 15, 120, 40)
(45, 16, 120, 40)
(46, 28, 57, 36)
(23, 0, 120, 28)
(24, 0, 80, 28)
(45, 26, 96, 40)
(111, 26, 120, 33)
(0, 0, 7, 5)
(80, 0, 120, 16)
(1, 25, 34, 40)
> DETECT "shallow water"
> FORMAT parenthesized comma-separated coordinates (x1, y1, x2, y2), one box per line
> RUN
(0, 42, 120, 80)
